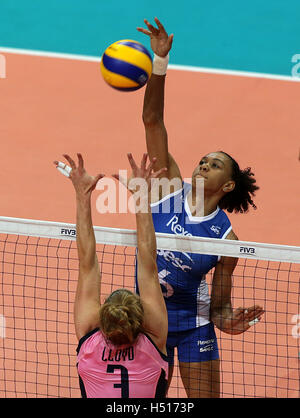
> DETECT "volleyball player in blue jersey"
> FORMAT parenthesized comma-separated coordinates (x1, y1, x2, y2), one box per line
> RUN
(137, 18, 265, 398)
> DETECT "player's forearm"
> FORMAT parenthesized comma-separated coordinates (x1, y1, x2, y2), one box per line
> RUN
(135, 206, 157, 263)
(76, 193, 97, 270)
(142, 74, 166, 125)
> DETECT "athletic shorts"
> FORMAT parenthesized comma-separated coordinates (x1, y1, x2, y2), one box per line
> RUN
(166, 322, 219, 365)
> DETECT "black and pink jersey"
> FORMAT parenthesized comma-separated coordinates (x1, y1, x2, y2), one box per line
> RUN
(77, 328, 168, 398)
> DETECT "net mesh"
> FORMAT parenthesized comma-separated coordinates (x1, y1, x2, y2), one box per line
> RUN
(0, 217, 299, 398)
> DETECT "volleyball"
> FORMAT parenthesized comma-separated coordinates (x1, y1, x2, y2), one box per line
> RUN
(100, 39, 153, 91)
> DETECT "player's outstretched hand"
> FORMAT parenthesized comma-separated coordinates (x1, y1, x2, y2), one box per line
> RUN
(112, 153, 167, 195)
(215, 305, 265, 335)
(137, 17, 173, 58)
(54, 153, 104, 196)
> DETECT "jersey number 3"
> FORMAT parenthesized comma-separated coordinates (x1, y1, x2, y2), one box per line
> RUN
(107, 364, 129, 398)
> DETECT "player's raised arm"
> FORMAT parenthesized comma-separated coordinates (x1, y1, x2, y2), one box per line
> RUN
(137, 18, 182, 188)
(113, 153, 168, 353)
(54, 154, 104, 341)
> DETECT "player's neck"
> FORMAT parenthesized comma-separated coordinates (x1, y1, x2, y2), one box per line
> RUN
(186, 190, 219, 217)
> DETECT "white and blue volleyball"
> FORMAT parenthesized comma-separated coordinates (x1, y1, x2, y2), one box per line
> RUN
(100, 40, 153, 91)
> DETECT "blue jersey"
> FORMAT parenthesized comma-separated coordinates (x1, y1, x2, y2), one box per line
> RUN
(138, 183, 232, 333)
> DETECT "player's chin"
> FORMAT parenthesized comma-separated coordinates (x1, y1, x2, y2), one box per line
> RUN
(192, 175, 207, 189)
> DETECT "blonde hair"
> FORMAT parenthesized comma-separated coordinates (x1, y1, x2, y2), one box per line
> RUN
(99, 289, 144, 346)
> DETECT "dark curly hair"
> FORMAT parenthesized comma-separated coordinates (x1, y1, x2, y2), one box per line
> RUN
(218, 151, 259, 213)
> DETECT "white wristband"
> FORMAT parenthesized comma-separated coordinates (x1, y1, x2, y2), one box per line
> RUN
(152, 53, 169, 75)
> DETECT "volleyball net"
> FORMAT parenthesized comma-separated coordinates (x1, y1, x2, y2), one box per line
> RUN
(0, 216, 299, 398)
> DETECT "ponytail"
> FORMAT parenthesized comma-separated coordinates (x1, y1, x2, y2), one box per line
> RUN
(99, 289, 144, 346)
(218, 152, 259, 213)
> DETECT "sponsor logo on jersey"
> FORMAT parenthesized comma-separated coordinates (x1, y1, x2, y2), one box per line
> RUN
(166, 215, 193, 237)
(157, 249, 192, 272)
(210, 225, 221, 235)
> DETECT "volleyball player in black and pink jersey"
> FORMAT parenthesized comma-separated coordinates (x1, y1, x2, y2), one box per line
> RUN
(54, 153, 168, 398)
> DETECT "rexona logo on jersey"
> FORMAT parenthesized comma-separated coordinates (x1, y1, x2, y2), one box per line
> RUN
(166, 215, 192, 237)
(60, 228, 76, 237)
(239, 246, 256, 255)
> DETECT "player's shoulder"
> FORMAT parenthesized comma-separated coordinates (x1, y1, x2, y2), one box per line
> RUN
(225, 229, 239, 241)
(77, 328, 100, 354)
(142, 333, 168, 359)
(218, 229, 239, 267)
